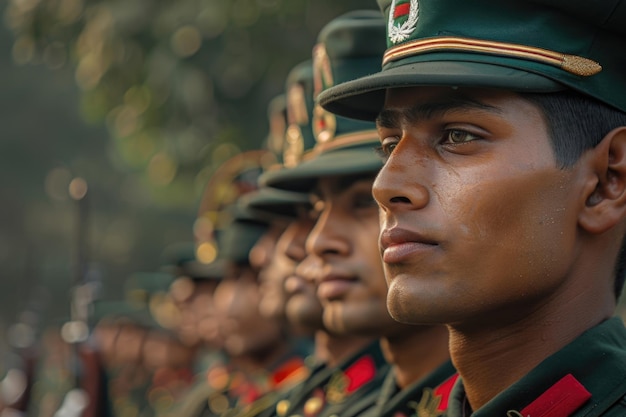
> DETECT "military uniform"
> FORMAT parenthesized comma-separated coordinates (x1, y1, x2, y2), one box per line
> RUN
(263, 342, 389, 417)
(360, 362, 457, 417)
(175, 151, 313, 417)
(446, 318, 626, 417)
(316, 1, 626, 416)
(260, 9, 456, 417)
(249, 51, 389, 417)
(208, 344, 312, 417)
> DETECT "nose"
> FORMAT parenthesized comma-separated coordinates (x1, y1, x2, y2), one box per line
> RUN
(295, 255, 323, 285)
(305, 203, 350, 259)
(373, 147, 430, 213)
(249, 228, 277, 271)
(283, 218, 312, 263)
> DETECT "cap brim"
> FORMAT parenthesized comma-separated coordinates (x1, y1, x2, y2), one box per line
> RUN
(318, 60, 565, 121)
(183, 260, 225, 281)
(243, 188, 310, 219)
(262, 146, 382, 192)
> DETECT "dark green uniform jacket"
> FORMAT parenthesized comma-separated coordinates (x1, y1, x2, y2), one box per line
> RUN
(358, 360, 457, 417)
(446, 317, 626, 417)
(262, 341, 389, 417)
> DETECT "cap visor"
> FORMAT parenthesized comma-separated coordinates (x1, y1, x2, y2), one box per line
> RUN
(244, 188, 310, 219)
(318, 60, 565, 121)
(263, 146, 382, 192)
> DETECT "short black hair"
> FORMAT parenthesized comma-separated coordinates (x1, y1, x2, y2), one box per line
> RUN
(521, 90, 626, 300)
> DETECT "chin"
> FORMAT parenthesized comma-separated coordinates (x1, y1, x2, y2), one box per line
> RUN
(386, 278, 452, 325)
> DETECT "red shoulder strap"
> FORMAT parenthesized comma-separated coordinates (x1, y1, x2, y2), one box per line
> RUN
(518, 374, 591, 417)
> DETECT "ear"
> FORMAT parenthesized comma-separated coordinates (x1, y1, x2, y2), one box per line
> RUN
(579, 127, 626, 234)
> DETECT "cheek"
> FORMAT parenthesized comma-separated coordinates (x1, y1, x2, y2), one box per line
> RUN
(443, 167, 577, 293)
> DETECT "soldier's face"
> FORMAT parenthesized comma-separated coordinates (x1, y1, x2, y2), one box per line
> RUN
(214, 264, 284, 357)
(282, 212, 325, 331)
(306, 174, 404, 336)
(251, 221, 291, 321)
(373, 86, 581, 327)
(192, 281, 223, 349)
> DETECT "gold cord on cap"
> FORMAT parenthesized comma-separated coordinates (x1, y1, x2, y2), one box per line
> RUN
(383, 36, 602, 77)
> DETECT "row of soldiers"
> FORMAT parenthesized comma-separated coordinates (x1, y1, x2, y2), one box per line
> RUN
(6, 0, 626, 416)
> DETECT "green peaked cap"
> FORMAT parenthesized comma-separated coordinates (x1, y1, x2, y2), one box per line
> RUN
(262, 10, 387, 192)
(281, 60, 317, 169)
(319, 0, 626, 120)
(242, 93, 311, 220)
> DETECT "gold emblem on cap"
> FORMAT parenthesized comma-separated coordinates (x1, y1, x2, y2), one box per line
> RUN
(283, 124, 304, 167)
(313, 44, 333, 95)
(313, 44, 337, 144)
(287, 84, 309, 126)
(383, 36, 602, 77)
(284, 82, 308, 166)
(313, 104, 336, 144)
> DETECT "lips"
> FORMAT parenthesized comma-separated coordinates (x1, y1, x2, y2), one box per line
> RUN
(285, 274, 309, 295)
(380, 227, 438, 263)
(317, 273, 357, 301)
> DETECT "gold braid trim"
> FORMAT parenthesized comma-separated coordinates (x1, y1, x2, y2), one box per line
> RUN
(383, 36, 601, 76)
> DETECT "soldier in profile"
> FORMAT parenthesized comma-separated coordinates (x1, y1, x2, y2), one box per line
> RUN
(319, 0, 626, 415)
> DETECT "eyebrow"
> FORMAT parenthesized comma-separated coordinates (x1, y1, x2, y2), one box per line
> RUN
(376, 96, 502, 128)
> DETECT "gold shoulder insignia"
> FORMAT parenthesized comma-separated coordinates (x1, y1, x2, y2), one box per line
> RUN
(407, 387, 444, 417)
(325, 371, 349, 404)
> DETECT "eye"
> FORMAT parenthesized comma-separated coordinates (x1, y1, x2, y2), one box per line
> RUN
(375, 135, 400, 160)
(443, 129, 480, 144)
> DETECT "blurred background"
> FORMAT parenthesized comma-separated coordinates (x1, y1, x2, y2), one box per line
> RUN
(0, 0, 365, 340)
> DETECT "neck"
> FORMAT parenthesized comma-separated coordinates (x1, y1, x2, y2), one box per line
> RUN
(449, 284, 615, 411)
(381, 325, 450, 389)
(314, 330, 373, 367)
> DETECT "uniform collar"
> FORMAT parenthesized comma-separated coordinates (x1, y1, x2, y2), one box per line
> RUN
(447, 317, 626, 417)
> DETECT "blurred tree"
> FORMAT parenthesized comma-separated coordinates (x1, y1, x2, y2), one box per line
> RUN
(3, 0, 370, 203)
(0, 0, 372, 328)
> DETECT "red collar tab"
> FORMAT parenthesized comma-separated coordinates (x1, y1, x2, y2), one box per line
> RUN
(271, 357, 309, 388)
(344, 355, 377, 393)
(326, 354, 377, 404)
(516, 374, 591, 417)
(434, 373, 460, 412)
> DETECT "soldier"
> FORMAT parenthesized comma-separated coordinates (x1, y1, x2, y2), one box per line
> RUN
(318, 0, 626, 415)
(161, 251, 227, 417)
(163, 242, 226, 359)
(262, 11, 454, 417)
(242, 57, 381, 417)
(171, 151, 309, 417)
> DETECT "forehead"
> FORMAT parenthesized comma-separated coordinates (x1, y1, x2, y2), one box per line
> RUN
(379, 86, 537, 124)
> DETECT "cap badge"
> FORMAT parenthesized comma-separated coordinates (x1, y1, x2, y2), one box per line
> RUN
(312, 43, 337, 144)
(283, 83, 308, 167)
(389, 0, 419, 44)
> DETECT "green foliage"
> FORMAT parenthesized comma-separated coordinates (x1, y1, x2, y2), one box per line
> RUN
(4, 0, 370, 198)
(0, 0, 371, 328)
